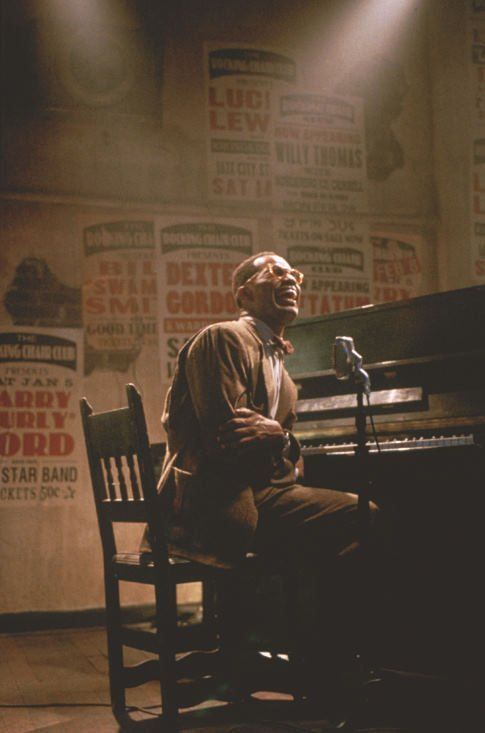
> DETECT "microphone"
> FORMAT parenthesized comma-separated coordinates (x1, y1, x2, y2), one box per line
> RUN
(333, 336, 371, 395)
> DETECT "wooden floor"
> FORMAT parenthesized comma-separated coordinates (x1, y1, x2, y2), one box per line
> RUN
(0, 626, 339, 733)
(1, 626, 483, 732)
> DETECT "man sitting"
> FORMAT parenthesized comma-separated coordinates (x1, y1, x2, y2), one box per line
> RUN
(149, 251, 380, 701)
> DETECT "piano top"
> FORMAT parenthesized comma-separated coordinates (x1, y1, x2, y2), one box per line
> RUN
(284, 285, 485, 441)
(285, 284, 485, 379)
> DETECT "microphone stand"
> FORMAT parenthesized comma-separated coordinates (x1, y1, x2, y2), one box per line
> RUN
(333, 338, 376, 714)
(351, 365, 383, 717)
(334, 336, 373, 543)
(354, 381, 372, 546)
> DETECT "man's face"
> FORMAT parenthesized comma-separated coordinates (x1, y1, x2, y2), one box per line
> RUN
(238, 254, 302, 329)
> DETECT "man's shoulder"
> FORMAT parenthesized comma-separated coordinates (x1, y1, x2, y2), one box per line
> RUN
(193, 318, 257, 342)
(186, 319, 261, 359)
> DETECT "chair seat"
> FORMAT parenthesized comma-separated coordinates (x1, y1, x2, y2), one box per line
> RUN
(114, 551, 193, 568)
(112, 551, 215, 583)
(112, 548, 264, 584)
(165, 538, 260, 570)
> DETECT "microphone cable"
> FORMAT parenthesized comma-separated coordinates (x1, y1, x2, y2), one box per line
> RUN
(365, 392, 382, 454)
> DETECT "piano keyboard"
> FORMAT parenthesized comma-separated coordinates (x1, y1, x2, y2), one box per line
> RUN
(300, 434, 476, 456)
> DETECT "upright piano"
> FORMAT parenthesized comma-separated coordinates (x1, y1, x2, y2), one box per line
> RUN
(286, 285, 485, 677)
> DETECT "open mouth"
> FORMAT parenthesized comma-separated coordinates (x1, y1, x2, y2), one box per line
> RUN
(275, 286, 299, 306)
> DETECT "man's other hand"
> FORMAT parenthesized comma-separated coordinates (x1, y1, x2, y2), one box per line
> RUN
(217, 407, 285, 453)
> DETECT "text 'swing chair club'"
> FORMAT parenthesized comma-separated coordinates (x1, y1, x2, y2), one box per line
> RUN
(81, 383, 302, 731)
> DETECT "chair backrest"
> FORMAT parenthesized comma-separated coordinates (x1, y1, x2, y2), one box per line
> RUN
(81, 383, 167, 563)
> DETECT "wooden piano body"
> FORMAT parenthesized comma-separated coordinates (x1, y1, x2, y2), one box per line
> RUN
(286, 285, 485, 678)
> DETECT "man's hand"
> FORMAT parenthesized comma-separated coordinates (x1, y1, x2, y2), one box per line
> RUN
(217, 407, 285, 453)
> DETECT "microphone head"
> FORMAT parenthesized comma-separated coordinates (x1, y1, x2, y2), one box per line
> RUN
(333, 336, 355, 381)
(333, 335, 371, 394)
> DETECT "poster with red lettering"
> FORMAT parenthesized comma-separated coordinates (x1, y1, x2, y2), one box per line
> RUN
(205, 42, 296, 206)
(274, 215, 372, 316)
(156, 217, 256, 385)
(0, 327, 83, 507)
(371, 232, 424, 303)
(81, 219, 158, 375)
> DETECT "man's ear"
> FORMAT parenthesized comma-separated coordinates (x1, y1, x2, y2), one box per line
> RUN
(236, 284, 252, 306)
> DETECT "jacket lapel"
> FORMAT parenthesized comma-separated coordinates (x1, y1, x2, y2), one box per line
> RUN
(275, 366, 297, 425)
(238, 318, 274, 416)
(237, 319, 297, 423)
(261, 351, 276, 416)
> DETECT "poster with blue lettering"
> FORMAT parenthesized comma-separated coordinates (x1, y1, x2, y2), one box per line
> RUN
(205, 42, 296, 206)
(156, 216, 256, 387)
(0, 327, 83, 507)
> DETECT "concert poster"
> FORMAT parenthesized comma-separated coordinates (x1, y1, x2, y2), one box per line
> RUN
(0, 327, 83, 507)
(81, 219, 158, 375)
(274, 215, 372, 316)
(205, 42, 297, 206)
(156, 216, 256, 386)
(272, 90, 368, 216)
(371, 232, 424, 303)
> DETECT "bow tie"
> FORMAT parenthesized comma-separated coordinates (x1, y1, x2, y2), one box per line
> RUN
(269, 335, 294, 355)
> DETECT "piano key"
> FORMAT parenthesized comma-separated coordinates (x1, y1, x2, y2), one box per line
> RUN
(300, 434, 476, 456)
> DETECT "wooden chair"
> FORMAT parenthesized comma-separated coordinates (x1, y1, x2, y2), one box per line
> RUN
(81, 383, 302, 730)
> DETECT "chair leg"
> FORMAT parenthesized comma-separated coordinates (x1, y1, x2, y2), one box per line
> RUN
(202, 577, 218, 646)
(104, 575, 126, 718)
(216, 573, 250, 700)
(282, 570, 306, 702)
(154, 580, 179, 730)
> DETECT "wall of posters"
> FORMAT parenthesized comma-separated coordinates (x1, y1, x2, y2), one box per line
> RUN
(274, 215, 372, 316)
(205, 43, 296, 206)
(0, 328, 83, 507)
(0, 6, 453, 617)
(156, 217, 256, 382)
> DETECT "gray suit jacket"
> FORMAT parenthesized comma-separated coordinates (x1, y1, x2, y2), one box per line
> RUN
(154, 318, 299, 564)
